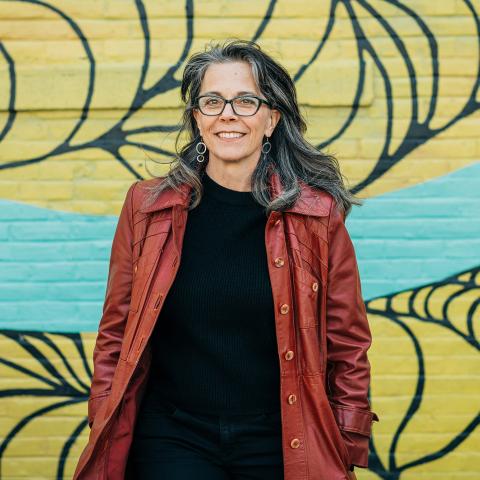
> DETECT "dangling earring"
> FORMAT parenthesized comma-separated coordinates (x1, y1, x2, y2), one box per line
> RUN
(196, 137, 207, 163)
(261, 135, 272, 161)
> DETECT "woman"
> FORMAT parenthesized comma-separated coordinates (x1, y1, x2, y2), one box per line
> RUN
(74, 39, 379, 480)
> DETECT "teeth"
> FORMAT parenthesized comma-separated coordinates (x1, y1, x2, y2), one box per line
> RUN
(217, 132, 244, 139)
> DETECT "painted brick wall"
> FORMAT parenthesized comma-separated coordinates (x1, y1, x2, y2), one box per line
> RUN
(0, 1, 479, 478)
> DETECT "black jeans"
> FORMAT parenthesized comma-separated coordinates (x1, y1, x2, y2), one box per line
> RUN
(128, 394, 284, 479)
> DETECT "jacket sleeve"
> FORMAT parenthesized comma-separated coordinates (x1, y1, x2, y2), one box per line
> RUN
(325, 200, 379, 468)
(87, 181, 138, 428)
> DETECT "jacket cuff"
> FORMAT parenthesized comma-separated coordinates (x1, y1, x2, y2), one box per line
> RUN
(329, 402, 379, 436)
(329, 402, 379, 468)
(341, 430, 370, 468)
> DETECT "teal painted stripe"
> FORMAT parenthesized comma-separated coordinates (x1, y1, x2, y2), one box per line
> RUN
(347, 161, 480, 300)
(0, 162, 478, 332)
(0, 205, 117, 332)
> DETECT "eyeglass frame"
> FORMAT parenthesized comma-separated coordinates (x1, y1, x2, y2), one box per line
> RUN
(194, 94, 273, 116)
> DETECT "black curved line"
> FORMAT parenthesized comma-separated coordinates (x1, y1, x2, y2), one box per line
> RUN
(408, 280, 433, 318)
(113, 0, 155, 126)
(0, 0, 96, 170)
(0, 0, 197, 179)
(112, 148, 144, 180)
(400, 413, 480, 471)
(126, 141, 177, 158)
(346, 0, 478, 193)
(435, 281, 468, 327)
(383, 313, 425, 472)
(366, 382, 387, 477)
(422, 283, 476, 343)
(82, 0, 196, 178)
(0, 387, 87, 398)
(2, 331, 69, 389)
(361, 0, 480, 180)
(0, 357, 59, 389)
(1, 0, 479, 195)
(0, 42, 16, 143)
(38, 332, 90, 393)
(67, 332, 93, 382)
(466, 296, 479, 345)
(24, 0, 96, 145)
(440, 281, 467, 321)
(252, 0, 277, 43)
(125, 124, 180, 136)
(359, 0, 419, 125)
(293, 0, 366, 149)
(385, 0, 440, 123)
(294, 0, 338, 81)
(463, 0, 480, 99)
(387, 281, 479, 349)
(56, 417, 89, 480)
(0, 397, 85, 472)
(342, 0, 395, 191)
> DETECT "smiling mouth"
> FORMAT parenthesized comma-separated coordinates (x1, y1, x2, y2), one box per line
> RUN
(215, 133, 247, 140)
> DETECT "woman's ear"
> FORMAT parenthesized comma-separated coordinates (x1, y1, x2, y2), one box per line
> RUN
(193, 109, 201, 135)
(267, 109, 281, 136)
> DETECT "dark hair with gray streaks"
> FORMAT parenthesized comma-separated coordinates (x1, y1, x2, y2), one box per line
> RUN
(143, 38, 363, 217)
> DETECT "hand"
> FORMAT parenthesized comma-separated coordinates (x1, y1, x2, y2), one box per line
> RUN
(347, 470, 357, 480)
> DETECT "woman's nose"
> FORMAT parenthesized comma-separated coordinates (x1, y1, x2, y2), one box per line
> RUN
(220, 101, 237, 118)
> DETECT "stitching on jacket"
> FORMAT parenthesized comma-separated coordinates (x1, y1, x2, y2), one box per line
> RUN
(89, 389, 111, 400)
(286, 231, 323, 268)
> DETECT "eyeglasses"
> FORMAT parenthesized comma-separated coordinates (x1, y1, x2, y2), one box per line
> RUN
(195, 94, 272, 116)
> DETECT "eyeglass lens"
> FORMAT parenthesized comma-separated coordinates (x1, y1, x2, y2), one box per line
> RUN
(198, 96, 260, 116)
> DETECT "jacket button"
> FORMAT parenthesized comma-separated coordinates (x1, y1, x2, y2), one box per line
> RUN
(280, 304, 289, 314)
(290, 438, 301, 448)
(285, 350, 294, 360)
(288, 394, 297, 404)
(312, 282, 318, 292)
(274, 257, 285, 267)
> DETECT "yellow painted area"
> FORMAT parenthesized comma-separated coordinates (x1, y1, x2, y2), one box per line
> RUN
(0, 1, 479, 479)
(367, 268, 480, 479)
(1, 2, 479, 213)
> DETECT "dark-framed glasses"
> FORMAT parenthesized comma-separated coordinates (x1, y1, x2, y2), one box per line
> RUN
(195, 94, 272, 116)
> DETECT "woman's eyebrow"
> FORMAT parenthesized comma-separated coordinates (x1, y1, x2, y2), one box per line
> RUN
(201, 90, 257, 96)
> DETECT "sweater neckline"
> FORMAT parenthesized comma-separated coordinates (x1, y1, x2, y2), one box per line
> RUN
(202, 171, 258, 206)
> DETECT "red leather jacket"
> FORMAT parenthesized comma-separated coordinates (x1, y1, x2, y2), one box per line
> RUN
(73, 170, 379, 480)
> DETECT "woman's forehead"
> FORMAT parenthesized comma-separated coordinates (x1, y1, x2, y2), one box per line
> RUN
(200, 62, 260, 94)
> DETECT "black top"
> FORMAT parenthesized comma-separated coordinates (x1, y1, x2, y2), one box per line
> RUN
(142, 170, 281, 415)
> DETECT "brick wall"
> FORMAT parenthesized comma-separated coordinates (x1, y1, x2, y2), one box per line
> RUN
(0, 1, 479, 478)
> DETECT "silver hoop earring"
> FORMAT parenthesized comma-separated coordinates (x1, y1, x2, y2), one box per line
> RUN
(261, 136, 272, 160)
(196, 138, 207, 163)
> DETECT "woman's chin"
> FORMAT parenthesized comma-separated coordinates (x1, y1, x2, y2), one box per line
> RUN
(211, 151, 252, 163)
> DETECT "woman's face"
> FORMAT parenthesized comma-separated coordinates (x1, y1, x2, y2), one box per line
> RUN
(193, 61, 280, 167)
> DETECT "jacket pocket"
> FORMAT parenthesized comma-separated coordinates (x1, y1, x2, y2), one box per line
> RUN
(129, 250, 160, 313)
(323, 400, 352, 471)
(292, 263, 320, 328)
(88, 390, 111, 428)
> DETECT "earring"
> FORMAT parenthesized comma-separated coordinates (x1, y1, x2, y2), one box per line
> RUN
(196, 137, 207, 163)
(261, 135, 272, 161)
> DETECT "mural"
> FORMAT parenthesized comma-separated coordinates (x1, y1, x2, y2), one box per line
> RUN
(0, 0, 479, 478)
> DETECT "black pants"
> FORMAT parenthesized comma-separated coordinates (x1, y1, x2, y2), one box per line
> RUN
(128, 395, 284, 479)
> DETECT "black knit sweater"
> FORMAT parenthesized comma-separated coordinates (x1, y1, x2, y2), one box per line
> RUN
(142, 170, 281, 415)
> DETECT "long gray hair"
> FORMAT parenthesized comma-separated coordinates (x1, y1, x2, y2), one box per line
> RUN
(143, 39, 363, 217)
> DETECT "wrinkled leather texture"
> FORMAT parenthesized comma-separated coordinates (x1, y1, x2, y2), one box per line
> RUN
(73, 170, 379, 480)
